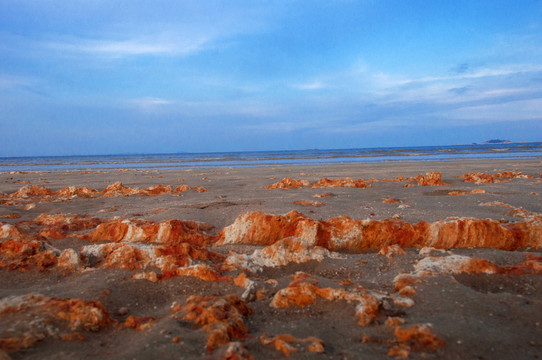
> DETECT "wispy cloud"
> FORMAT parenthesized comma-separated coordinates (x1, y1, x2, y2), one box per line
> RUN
(444, 97, 542, 123)
(127, 97, 173, 112)
(393, 64, 542, 87)
(291, 81, 327, 90)
(45, 33, 211, 58)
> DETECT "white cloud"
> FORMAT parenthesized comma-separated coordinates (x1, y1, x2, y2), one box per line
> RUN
(45, 33, 211, 58)
(291, 81, 327, 90)
(127, 97, 173, 112)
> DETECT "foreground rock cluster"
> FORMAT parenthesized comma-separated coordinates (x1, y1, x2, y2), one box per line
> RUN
(0, 165, 541, 359)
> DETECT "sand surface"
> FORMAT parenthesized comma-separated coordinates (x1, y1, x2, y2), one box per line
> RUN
(0, 159, 541, 359)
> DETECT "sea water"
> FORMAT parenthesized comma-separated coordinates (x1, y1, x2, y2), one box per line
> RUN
(1, 142, 541, 172)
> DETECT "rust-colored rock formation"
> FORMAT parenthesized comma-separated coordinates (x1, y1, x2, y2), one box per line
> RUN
(171, 294, 253, 352)
(55, 186, 98, 199)
(1, 182, 207, 204)
(0, 294, 113, 352)
(493, 171, 534, 179)
(0, 237, 58, 271)
(312, 177, 371, 188)
(417, 172, 448, 186)
(0, 230, 79, 272)
(9, 185, 52, 198)
(292, 200, 325, 207)
(269, 272, 410, 327)
(266, 178, 310, 190)
(460, 171, 533, 185)
(123, 315, 154, 331)
(218, 211, 542, 251)
(80, 219, 214, 246)
(267, 177, 371, 189)
(378, 244, 406, 258)
(260, 333, 325, 357)
(81, 241, 226, 282)
(225, 237, 343, 272)
(448, 189, 486, 196)
(312, 193, 333, 198)
(388, 323, 445, 358)
(33, 213, 103, 239)
(214, 341, 254, 360)
(102, 182, 173, 197)
(460, 172, 495, 184)
(414, 255, 501, 276)
(268, 172, 451, 190)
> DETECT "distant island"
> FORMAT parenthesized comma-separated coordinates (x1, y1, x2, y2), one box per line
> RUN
(479, 139, 512, 144)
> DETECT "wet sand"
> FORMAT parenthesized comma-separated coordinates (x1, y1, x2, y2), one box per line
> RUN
(0, 158, 541, 359)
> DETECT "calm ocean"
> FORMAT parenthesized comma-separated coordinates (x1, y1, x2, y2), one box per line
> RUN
(1, 143, 541, 172)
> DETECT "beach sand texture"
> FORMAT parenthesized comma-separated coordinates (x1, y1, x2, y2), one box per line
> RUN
(0, 159, 541, 359)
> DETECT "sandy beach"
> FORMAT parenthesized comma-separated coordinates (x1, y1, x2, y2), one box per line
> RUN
(1, 158, 541, 359)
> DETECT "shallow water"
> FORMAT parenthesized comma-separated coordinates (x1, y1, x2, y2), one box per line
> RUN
(1, 142, 541, 172)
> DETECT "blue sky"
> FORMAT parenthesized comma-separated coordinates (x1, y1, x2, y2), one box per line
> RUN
(1, 0, 542, 156)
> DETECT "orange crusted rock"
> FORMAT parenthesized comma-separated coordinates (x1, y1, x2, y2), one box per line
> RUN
(505, 207, 539, 218)
(267, 177, 371, 189)
(0, 213, 21, 219)
(218, 211, 321, 247)
(293, 200, 325, 207)
(54, 186, 98, 199)
(82, 242, 225, 279)
(270, 276, 320, 308)
(172, 294, 253, 352)
(385, 317, 405, 327)
(57, 248, 81, 271)
(417, 172, 448, 186)
(500, 254, 542, 274)
(214, 341, 254, 360)
(312, 177, 371, 188)
(493, 171, 533, 179)
(0, 223, 23, 239)
(234, 273, 251, 288)
(81, 243, 156, 271)
(9, 185, 52, 198)
(270, 272, 388, 326)
(460, 172, 494, 184)
(393, 274, 424, 297)
(139, 184, 172, 196)
(123, 315, 154, 330)
(33, 213, 103, 239)
(80, 219, 212, 246)
(175, 184, 190, 192)
(378, 244, 406, 258)
(383, 197, 402, 203)
(163, 264, 230, 282)
(218, 211, 542, 251)
(0, 294, 113, 352)
(260, 333, 325, 357)
(414, 255, 500, 276)
(101, 182, 138, 197)
(389, 323, 445, 357)
(448, 189, 486, 196)
(267, 178, 311, 190)
(0, 237, 59, 272)
(312, 193, 333, 198)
